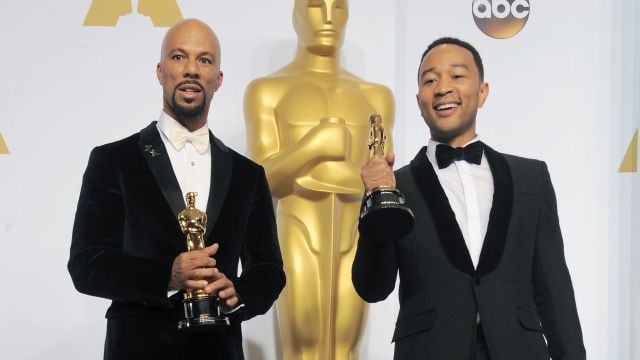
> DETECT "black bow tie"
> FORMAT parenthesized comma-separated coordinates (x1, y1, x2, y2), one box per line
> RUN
(435, 141, 483, 169)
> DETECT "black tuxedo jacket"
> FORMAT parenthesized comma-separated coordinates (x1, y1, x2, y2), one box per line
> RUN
(68, 122, 285, 360)
(353, 144, 585, 360)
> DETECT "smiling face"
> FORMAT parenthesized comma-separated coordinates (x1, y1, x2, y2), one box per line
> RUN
(156, 19, 223, 130)
(293, 0, 348, 56)
(416, 43, 489, 147)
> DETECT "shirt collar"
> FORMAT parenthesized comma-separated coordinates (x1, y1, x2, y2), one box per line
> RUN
(426, 136, 481, 165)
(157, 110, 210, 153)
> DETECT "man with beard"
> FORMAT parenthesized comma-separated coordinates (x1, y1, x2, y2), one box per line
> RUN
(68, 19, 285, 360)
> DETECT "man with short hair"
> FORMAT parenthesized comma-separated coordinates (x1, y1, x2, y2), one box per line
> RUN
(68, 19, 285, 360)
(353, 37, 585, 359)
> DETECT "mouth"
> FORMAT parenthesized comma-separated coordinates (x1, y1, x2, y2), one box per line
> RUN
(433, 102, 460, 116)
(175, 81, 204, 102)
(317, 29, 336, 36)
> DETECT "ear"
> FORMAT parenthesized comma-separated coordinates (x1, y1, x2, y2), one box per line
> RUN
(214, 71, 224, 92)
(478, 82, 489, 108)
(156, 62, 164, 85)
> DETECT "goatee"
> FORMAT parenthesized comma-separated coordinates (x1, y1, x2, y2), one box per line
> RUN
(170, 80, 207, 120)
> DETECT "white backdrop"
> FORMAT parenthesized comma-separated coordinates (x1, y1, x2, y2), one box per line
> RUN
(0, 1, 638, 359)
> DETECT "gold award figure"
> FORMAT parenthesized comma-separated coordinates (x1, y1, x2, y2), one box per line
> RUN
(359, 115, 414, 239)
(177, 192, 229, 330)
(244, 0, 394, 358)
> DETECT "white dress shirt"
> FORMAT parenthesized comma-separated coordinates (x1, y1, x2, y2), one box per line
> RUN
(426, 137, 494, 269)
(156, 111, 211, 212)
(157, 111, 212, 298)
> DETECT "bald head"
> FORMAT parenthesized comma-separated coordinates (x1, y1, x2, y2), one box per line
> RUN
(160, 19, 221, 65)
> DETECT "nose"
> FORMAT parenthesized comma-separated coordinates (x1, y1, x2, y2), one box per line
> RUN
(183, 58, 200, 79)
(435, 78, 452, 96)
(323, 0, 334, 24)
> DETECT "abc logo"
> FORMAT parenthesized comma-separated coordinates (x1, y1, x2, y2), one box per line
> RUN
(472, 0, 530, 39)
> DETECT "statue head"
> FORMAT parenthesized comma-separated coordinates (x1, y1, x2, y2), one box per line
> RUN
(293, 0, 348, 56)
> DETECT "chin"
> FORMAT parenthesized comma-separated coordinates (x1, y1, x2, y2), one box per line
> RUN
(307, 43, 338, 56)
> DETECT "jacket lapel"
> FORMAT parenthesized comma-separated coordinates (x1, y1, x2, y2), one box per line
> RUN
(475, 143, 513, 277)
(409, 147, 475, 276)
(408, 143, 514, 278)
(138, 122, 185, 221)
(205, 133, 232, 238)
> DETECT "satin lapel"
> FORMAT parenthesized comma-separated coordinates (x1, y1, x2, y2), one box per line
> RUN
(475, 143, 513, 277)
(205, 133, 232, 238)
(138, 122, 185, 220)
(409, 147, 475, 275)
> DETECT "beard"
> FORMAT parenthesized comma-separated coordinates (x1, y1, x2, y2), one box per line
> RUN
(169, 80, 207, 119)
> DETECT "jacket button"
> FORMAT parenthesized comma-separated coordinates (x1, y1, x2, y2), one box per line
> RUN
(474, 277, 481, 286)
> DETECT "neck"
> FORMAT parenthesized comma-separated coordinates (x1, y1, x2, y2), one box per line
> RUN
(293, 44, 341, 73)
(163, 107, 208, 132)
(432, 133, 477, 148)
(179, 118, 207, 132)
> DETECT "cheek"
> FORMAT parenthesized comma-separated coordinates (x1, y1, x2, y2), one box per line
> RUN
(417, 95, 431, 112)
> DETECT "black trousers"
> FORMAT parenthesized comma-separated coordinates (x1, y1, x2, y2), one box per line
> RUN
(475, 324, 491, 360)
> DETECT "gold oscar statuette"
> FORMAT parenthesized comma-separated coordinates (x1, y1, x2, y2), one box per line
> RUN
(243, 1, 397, 356)
(359, 115, 414, 238)
(176, 192, 229, 331)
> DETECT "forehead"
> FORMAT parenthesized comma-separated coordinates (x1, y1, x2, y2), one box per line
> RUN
(163, 22, 220, 56)
(419, 44, 476, 73)
(294, 0, 348, 9)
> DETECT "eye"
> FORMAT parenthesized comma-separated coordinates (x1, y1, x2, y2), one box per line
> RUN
(423, 78, 436, 86)
(334, 0, 347, 9)
(307, 0, 324, 8)
(171, 54, 185, 61)
(199, 57, 213, 65)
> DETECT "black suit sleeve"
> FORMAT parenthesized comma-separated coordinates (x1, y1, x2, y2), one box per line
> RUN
(532, 162, 586, 359)
(68, 147, 174, 306)
(233, 166, 286, 320)
(351, 212, 400, 303)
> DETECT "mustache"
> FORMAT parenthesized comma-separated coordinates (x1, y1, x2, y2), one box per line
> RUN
(173, 80, 205, 92)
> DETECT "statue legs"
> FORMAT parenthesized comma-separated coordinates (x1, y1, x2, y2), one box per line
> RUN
(276, 193, 366, 359)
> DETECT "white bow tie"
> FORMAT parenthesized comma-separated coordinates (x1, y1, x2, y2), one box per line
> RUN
(168, 124, 210, 154)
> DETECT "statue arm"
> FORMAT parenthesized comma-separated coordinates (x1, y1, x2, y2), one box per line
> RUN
(244, 80, 349, 198)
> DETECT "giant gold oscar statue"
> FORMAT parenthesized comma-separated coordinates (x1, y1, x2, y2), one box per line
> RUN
(244, 1, 394, 358)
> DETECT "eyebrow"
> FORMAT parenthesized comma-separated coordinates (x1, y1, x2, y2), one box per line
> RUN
(420, 63, 470, 78)
(169, 48, 217, 61)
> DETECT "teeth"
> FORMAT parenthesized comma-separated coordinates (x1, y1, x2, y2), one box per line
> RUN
(436, 103, 458, 110)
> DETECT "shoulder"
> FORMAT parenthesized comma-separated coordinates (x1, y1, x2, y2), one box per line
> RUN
(500, 152, 547, 174)
(345, 74, 393, 100)
(494, 150, 553, 193)
(215, 137, 265, 175)
(90, 131, 141, 159)
(244, 75, 294, 109)
(395, 162, 413, 177)
(244, 71, 299, 94)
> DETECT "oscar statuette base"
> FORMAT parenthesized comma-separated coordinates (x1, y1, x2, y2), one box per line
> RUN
(178, 295, 230, 331)
(359, 186, 415, 240)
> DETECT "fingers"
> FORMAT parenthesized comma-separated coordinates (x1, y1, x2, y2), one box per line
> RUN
(204, 272, 235, 297)
(168, 246, 219, 291)
(361, 154, 396, 192)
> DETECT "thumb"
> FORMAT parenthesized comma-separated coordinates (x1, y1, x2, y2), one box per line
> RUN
(204, 243, 219, 256)
(386, 153, 396, 167)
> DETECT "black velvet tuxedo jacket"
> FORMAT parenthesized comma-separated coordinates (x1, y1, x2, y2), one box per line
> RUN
(352, 144, 585, 360)
(68, 122, 285, 360)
